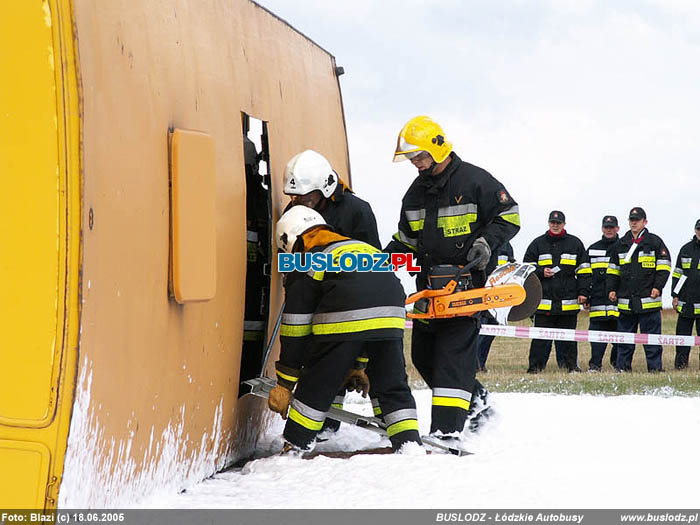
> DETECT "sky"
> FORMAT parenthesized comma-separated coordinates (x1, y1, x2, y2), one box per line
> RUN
(149, 389, 700, 508)
(258, 0, 700, 300)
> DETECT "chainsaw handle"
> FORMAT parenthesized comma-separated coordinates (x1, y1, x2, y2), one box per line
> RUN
(405, 283, 456, 304)
(406, 310, 431, 319)
(454, 253, 488, 281)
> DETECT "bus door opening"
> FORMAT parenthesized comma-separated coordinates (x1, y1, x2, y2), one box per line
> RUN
(239, 114, 272, 391)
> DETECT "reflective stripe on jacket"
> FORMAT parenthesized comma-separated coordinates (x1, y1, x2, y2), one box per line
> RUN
(524, 231, 591, 315)
(672, 236, 700, 318)
(586, 235, 619, 317)
(606, 228, 671, 314)
(279, 235, 407, 371)
(385, 152, 520, 289)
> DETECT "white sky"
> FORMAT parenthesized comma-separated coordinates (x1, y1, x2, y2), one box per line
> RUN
(259, 0, 700, 300)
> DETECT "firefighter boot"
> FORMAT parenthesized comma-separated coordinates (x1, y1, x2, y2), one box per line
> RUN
(466, 381, 493, 433)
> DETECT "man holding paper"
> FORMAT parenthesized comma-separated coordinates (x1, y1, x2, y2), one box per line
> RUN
(671, 219, 700, 369)
(607, 207, 672, 372)
(524, 210, 591, 373)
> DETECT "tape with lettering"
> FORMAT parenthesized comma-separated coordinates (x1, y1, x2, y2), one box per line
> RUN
(404, 320, 700, 346)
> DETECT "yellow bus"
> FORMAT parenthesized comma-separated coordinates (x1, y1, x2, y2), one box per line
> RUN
(0, 0, 350, 508)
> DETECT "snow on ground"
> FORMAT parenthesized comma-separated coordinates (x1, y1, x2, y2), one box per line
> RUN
(145, 390, 700, 508)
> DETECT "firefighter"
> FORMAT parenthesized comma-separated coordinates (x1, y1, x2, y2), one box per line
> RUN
(477, 242, 515, 372)
(524, 211, 591, 373)
(284, 149, 382, 435)
(585, 215, 620, 371)
(607, 207, 671, 372)
(268, 205, 422, 453)
(670, 219, 700, 369)
(284, 149, 381, 249)
(240, 136, 269, 384)
(385, 115, 520, 438)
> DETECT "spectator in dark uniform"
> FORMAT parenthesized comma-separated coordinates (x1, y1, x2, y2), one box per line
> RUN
(585, 215, 620, 371)
(524, 211, 591, 373)
(607, 207, 671, 372)
(671, 219, 700, 369)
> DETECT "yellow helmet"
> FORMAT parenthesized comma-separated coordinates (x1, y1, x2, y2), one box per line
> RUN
(393, 116, 453, 164)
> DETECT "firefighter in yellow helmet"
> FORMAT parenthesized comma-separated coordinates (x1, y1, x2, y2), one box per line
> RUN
(386, 116, 520, 438)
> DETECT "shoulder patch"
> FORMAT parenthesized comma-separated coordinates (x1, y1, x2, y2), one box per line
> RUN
(497, 190, 511, 204)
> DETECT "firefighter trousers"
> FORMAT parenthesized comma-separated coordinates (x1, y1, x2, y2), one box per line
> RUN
(588, 317, 619, 370)
(674, 316, 700, 369)
(616, 311, 663, 372)
(283, 338, 421, 451)
(411, 316, 480, 435)
(528, 314, 579, 372)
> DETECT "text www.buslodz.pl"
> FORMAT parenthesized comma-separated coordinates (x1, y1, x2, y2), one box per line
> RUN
(278, 252, 421, 273)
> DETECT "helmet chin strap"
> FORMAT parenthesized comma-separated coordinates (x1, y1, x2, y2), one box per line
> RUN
(418, 159, 438, 176)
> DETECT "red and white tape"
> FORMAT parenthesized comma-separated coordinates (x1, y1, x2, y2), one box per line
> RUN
(404, 320, 700, 346)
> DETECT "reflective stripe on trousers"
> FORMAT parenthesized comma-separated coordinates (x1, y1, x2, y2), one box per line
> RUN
(432, 387, 471, 411)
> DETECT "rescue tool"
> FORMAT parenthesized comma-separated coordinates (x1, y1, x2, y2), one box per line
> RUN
(243, 376, 472, 456)
(406, 258, 542, 322)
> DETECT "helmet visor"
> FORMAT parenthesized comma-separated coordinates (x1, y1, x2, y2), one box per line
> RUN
(393, 137, 422, 162)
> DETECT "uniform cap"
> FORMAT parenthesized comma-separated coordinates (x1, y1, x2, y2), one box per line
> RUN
(602, 215, 618, 227)
(548, 210, 565, 223)
(628, 207, 647, 220)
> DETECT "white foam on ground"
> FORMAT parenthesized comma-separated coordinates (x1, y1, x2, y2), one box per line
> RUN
(143, 390, 700, 508)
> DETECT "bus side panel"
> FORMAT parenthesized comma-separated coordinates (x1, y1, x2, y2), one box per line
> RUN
(59, 0, 351, 507)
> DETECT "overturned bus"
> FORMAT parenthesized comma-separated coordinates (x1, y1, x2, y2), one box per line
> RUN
(0, 0, 350, 508)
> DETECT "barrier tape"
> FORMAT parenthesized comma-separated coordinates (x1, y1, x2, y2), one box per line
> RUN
(404, 320, 700, 346)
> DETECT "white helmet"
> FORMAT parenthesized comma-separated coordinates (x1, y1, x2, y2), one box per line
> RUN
(284, 150, 338, 198)
(276, 205, 328, 253)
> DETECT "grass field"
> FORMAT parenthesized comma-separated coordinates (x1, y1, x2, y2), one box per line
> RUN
(404, 309, 700, 396)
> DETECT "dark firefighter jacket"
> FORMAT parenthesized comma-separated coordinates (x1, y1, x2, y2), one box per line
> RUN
(245, 137, 268, 265)
(284, 183, 381, 250)
(524, 231, 591, 315)
(322, 183, 381, 250)
(586, 235, 620, 319)
(485, 242, 515, 276)
(384, 152, 520, 289)
(606, 228, 671, 314)
(275, 229, 406, 389)
(672, 236, 700, 318)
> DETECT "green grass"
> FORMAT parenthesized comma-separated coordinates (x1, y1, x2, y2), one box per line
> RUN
(403, 309, 700, 396)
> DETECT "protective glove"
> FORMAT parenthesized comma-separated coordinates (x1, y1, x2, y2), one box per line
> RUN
(467, 237, 491, 270)
(268, 384, 292, 419)
(343, 368, 370, 398)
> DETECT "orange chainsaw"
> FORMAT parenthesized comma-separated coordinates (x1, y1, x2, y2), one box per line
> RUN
(406, 258, 541, 321)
